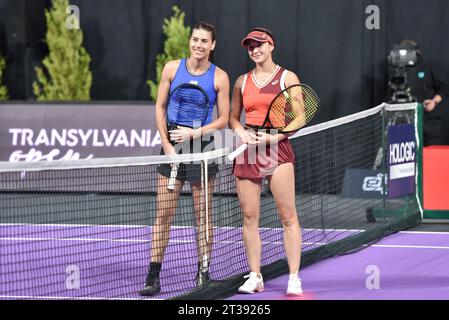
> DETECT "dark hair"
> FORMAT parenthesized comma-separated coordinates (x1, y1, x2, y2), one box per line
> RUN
(251, 27, 275, 45)
(192, 21, 216, 61)
(399, 39, 421, 55)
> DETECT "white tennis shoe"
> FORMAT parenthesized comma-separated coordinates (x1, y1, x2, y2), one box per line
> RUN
(238, 272, 264, 294)
(286, 275, 303, 296)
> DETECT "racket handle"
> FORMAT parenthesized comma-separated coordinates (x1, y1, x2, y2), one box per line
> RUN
(167, 163, 179, 190)
(227, 144, 248, 161)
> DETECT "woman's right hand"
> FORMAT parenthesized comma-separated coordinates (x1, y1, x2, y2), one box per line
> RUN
(163, 143, 176, 156)
(235, 128, 259, 145)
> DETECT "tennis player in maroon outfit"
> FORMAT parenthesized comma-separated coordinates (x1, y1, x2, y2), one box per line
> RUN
(229, 27, 303, 296)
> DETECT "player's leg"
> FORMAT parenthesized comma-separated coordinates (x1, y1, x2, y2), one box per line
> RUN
(140, 172, 184, 296)
(267, 162, 303, 296)
(191, 175, 215, 285)
(236, 177, 264, 293)
(152, 172, 185, 262)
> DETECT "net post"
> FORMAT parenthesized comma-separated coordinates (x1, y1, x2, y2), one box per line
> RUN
(203, 153, 209, 243)
(199, 152, 209, 276)
(381, 105, 387, 220)
(415, 102, 424, 219)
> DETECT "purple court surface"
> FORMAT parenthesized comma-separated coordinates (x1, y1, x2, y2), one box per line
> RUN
(2, 224, 449, 300)
(1, 223, 340, 300)
(227, 230, 449, 300)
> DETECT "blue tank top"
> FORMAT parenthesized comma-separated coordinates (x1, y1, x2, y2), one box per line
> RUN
(169, 58, 217, 125)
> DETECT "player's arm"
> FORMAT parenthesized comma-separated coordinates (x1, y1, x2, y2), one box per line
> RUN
(284, 70, 300, 87)
(198, 67, 230, 136)
(155, 60, 178, 154)
(286, 71, 307, 128)
(229, 75, 258, 144)
(267, 71, 303, 142)
(229, 75, 245, 135)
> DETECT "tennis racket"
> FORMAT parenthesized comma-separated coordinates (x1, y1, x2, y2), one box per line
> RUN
(228, 83, 319, 161)
(166, 83, 210, 190)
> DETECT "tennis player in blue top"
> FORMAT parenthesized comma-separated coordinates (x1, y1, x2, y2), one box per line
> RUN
(140, 22, 230, 296)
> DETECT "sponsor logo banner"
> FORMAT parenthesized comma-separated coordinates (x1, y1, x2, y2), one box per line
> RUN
(341, 169, 386, 199)
(387, 124, 416, 198)
(0, 103, 161, 162)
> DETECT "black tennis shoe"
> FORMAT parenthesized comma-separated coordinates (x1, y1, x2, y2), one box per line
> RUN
(139, 276, 161, 296)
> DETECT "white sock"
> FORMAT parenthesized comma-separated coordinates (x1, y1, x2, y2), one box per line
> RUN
(289, 273, 299, 280)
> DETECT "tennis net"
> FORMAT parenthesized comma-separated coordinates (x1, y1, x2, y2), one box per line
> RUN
(0, 103, 422, 300)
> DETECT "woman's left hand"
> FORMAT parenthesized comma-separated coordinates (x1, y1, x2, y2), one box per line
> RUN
(169, 126, 199, 143)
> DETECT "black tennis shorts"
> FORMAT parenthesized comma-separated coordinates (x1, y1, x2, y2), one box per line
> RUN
(157, 135, 219, 184)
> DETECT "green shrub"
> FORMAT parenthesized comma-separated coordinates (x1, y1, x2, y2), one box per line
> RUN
(34, 0, 92, 101)
(0, 54, 8, 100)
(148, 6, 191, 101)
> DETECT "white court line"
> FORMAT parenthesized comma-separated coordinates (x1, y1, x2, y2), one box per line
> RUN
(0, 223, 359, 248)
(0, 295, 160, 300)
(0, 223, 190, 229)
(0, 237, 255, 245)
(399, 231, 449, 235)
(0, 223, 278, 232)
(0, 237, 150, 243)
(370, 244, 449, 250)
(0, 223, 363, 234)
(0, 236, 326, 247)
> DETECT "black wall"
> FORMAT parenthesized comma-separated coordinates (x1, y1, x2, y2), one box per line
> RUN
(1, 0, 449, 128)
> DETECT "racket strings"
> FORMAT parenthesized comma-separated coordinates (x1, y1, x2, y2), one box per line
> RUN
(167, 86, 210, 128)
(268, 85, 319, 132)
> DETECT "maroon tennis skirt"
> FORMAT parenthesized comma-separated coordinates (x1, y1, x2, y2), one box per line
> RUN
(232, 138, 295, 179)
